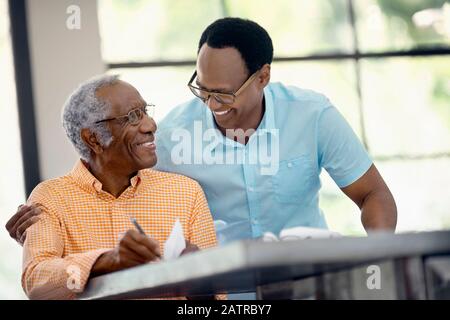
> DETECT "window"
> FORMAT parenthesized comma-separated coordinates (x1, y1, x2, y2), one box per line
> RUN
(97, 0, 450, 235)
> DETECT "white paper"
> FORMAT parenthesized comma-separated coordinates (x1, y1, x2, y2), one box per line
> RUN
(279, 226, 342, 241)
(163, 219, 186, 260)
(262, 232, 279, 242)
(262, 227, 342, 242)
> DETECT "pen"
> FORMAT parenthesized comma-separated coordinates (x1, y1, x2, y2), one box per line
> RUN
(130, 217, 146, 235)
(130, 217, 162, 259)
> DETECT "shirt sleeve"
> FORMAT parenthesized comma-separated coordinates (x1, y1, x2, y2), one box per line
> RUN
(22, 185, 110, 300)
(187, 182, 218, 250)
(317, 105, 373, 188)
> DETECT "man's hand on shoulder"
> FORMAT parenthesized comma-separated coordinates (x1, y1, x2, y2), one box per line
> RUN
(5, 204, 42, 245)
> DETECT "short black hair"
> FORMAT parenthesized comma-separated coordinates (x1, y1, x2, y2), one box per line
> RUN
(198, 17, 273, 75)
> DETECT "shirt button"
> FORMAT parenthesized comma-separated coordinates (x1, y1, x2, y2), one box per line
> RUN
(251, 219, 258, 225)
(248, 187, 254, 192)
(287, 162, 293, 168)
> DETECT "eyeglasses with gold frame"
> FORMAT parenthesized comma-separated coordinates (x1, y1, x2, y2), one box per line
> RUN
(95, 104, 155, 126)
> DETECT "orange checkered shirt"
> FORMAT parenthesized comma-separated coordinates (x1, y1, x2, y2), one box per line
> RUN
(22, 160, 221, 300)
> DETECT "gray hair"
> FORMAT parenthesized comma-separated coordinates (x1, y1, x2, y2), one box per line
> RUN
(62, 74, 120, 161)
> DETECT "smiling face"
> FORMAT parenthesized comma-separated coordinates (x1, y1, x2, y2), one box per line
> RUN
(196, 44, 269, 131)
(95, 80, 157, 175)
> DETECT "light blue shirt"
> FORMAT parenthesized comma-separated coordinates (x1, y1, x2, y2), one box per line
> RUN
(155, 82, 372, 245)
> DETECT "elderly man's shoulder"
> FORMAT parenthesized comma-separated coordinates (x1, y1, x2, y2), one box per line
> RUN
(140, 168, 203, 192)
(28, 173, 76, 202)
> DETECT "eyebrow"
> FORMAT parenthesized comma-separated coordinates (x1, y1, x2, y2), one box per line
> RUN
(129, 100, 147, 109)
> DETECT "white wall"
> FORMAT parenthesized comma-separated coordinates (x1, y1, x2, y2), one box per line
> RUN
(26, 0, 105, 179)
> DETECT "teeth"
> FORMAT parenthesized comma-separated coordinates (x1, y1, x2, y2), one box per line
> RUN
(214, 109, 231, 116)
(138, 142, 155, 147)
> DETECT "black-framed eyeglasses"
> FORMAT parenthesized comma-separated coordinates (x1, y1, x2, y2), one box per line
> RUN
(187, 70, 259, 105)
(95, 104, 155, 126)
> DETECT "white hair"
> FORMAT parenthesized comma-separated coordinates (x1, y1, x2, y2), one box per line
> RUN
(62, 74, 120, 161)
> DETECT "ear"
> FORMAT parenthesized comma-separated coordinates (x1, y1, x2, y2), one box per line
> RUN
(81, 128, 104, 157)
(257, 64, 271, 88)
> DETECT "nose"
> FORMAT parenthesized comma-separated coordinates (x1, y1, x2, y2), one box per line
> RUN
(139, 113, 157, 134)
(205, 95, 222, 111)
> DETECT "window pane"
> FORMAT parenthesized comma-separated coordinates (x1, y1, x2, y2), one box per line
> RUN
(98, 0, 223, 62)
(226, 0, 354, 56)
(361, 57, 450, 157)
(0, 1, 26, 299)
(272, 61, 363, 138)
(320, 158, 450, 235)
(320, 170, 365, 236)
(107, 66, 195, 122)
(376, 159, 450, 232)
(355, 0, 450, 52)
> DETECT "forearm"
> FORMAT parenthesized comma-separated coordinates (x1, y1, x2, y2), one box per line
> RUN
(360, 189, 397, 232)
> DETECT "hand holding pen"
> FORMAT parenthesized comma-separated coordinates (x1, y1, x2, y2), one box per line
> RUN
(91, 218, 161, 276)
(129, 217, 161, 259)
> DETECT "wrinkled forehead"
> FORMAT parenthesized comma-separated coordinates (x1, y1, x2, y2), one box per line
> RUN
(96, 80, 146, 115)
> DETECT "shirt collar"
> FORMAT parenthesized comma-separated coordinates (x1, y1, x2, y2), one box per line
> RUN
(70, 160, 142, 195)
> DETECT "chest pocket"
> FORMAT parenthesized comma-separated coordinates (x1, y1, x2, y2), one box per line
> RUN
(272, 155, 315, 203)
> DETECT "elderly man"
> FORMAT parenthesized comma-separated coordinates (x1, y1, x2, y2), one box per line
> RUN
(18, 75, 219, 300)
